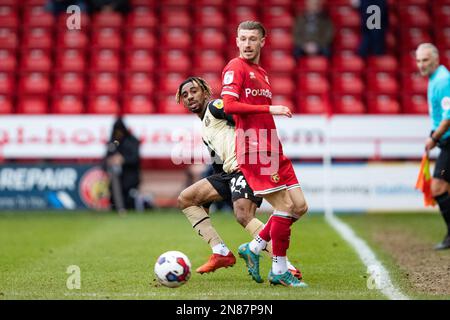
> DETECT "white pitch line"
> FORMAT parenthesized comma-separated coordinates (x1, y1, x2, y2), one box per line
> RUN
(325, 212, 410, 300)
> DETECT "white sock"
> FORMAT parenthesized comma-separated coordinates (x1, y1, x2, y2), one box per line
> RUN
(286, 258, 295, 271)
(249, 235, 267, 255)
(272, 256, 288, 275)
(212, 243, 230, 256)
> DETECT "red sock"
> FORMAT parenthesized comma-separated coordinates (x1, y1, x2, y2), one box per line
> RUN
(270, 215, 293, 256)
(258, 215, 273, 242)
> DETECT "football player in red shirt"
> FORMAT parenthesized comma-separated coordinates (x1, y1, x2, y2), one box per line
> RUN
(221, 21, 308, 287)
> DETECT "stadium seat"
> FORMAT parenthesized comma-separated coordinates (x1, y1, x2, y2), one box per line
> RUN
(91, 11, 123, 28)
(402, 94, 428, 114)
(332, 72, 364, 95)
(193, 49, 226, 73)
(20, 49, 52, 72)
(123, 72, 154, 95)
(194, 6, 226, 28)
(262, 50, 296, 73)
(435, 28, 450, 50)
(89, 72, 120, 95)
(0, 5, 18, 28)
(401, 27, 432, 51)
(271, 95, 294, 111)
(157, 94, 188, 114)
(159, 50, 191, 73)
(126, 9, 157, 28)
(266, 28, 292, 51)
(229, 5, 259, 25)
(17, 95, 48, 114)
(195, 0, 226, 6)
(367, 55, 398, 73)
(194, 28, 227, 50)
(367, 72, 399, 95)
(0, 27, 17, 49)
(198, 72, 222, 98)
(55, 48, 86, 72)
(402, 72, 427, 95)
(87, 95, 120, 114)
(0, 49, 16, 72)
(0, 72, 13, 93)
(433, 4, 450, 28)
(125, 27, 157, 49)
(270, 74, 295, 96)
(401, 52, 418, 73)
(399, 5, 431, 28)
(123, 94, 155, 114)
(329, 5, 360, 28)
(0, 94, 12, 113)
(297, 56, 329, 74)
(53, 72, 85, 95)
(367, 95, 401, 114)
(124, 49, 155, 72)
(296, 94, 330, 114)
(51, 94, 84, 114)
(333, 94, 365, 114)
(261, 6, 293, 28)
(158, 72, 187, 95)
(90, 49, 120, 72)
(18, 72, 50, 94)
(22, 6, 54, 28)
(160, 27, 191, 50)
(57, 30, 89, 49)
(160, 8, 191, 28)
(92, 28, 122, 49)
(21, 27, 52, 49)
(332, 52, 365, 73)
(298, 73, 330, 95)
(333, 28, 360, 51)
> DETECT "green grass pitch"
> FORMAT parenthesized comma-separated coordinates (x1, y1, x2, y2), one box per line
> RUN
(0, 210, 448, 300)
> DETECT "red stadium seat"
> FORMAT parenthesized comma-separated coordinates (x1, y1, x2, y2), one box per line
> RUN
(297, 94, 330, 114)
(433, 4, 450, 28)
(329, 6, 360, 28)
(332, 52, 365, 73)
(126, 9, 157, 28)
(158, 72, 187, 95)
(0, 49, 16, 72)
(262, 50, 296, 73)
(298, 73, 330, 94)
(90, 49, 120, 72)
(435, 28, 450, 50)
(271, 95, 294, 111)
(20, 49, 52, 72)
(123, 94, 155, 114)
(261, 6, 293, 28)
(194, 28, 227, 50)
(367, 95, 400, 114)
(0, 27, 18, 49)
(57, 30, 89, 49)
(398, 5, 431, 28)
(367, 55, 398, 73)
(401, 52, 418, 73)
(193, 49, 226, 73)
(333, 94, 365, 114)
(51, 95, 84, 114)
(402, 72, 427, 95)
(157, 94, 188, 114)
(17, 95, 48, 114)
(92, 11, 123, 28)
(89, 72, 120, 95)
(18, 72, 50, 94)
(21, 27, 52, 49)
(0, 94, 12, 113)
(160, 27, 191, 50)
(53, 72, 85, 95)
(55, 48, 86, 72)
(160, 8, 191, 28)
(229, 5, 259, 25)
(124, 49, 155, 72)
(266, 28, 292, 51)
(333, 28, 360, 51)
(297, 56, 329, 74)
(87, 95, 120, 114)
(195, 0, 226, 5)
(270, 74, 295, 96)
(125, 27, 157, 49)
(198, 72, 222, 98)
(0, 5, 18, 28)
(401, 28, 432, 50)
(23, 6, 54, 28)
(402, 94, 428, 114)
(0, 72, 13, 93)
(123, 72, 154, 95)
(332, 72, 365, 95)
(194, 6, 226, 28)
(159, 50, 191, 73)
(92, 28, 122, 49)
(367, 72, 399, 95)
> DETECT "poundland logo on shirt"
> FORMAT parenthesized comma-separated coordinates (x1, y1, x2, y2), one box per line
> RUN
(244, 88, 272, 99)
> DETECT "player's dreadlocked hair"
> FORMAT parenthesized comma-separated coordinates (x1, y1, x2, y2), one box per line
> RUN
(175, 77, 212, 104)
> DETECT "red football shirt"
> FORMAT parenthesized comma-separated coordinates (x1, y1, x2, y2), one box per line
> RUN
(221, 57, 283, 157)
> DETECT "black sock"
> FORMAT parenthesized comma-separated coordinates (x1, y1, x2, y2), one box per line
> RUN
(434, 192, 450, 236)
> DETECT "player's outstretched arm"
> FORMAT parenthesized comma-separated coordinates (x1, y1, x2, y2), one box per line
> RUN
(269, 105, 292, 118)
(223, 95, 270, 114)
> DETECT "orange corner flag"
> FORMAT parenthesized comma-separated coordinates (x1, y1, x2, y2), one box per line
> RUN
(415, 154, 436, 207)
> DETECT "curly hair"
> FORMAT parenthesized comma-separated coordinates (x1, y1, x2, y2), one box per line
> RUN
(175, 77, 212, 104)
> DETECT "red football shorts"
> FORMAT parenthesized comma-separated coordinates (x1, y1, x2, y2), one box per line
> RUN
(238, 152, 300, 196)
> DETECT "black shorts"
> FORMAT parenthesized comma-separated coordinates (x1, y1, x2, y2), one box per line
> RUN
(206, 171, 263, 207)
(434, 140, 450, 183)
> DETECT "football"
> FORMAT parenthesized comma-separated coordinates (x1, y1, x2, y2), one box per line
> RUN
(154, 251, 191, 288)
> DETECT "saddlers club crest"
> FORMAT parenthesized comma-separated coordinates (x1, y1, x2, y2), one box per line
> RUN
(271, 173, 280, 183)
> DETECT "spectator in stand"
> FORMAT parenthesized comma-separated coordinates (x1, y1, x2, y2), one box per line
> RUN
(351, 0, 389, 58)
(292, 0, 334, 58)
(89, 0, 130, 14)
(46, 0, 88, 16)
